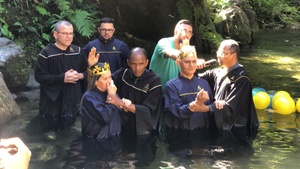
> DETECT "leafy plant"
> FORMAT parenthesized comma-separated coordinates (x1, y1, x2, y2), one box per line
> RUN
(2, 0, 102, 67)
(177, 0, 223, 53)
(246, 0, 300, 27)
(0, 0, 14, 39)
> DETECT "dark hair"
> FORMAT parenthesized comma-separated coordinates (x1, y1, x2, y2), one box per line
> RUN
(175, 19, 192, 31)
(226, 39, 240, 56)
(98, 17, 114, 27)
(128, 47, 148, 60)
(86, 62, 109, 91)
(54, 20, 72, 32)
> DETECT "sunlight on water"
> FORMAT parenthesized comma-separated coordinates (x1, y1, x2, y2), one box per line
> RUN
(1, 30, 300, 169)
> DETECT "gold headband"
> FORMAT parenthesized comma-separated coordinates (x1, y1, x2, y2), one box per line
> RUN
(178, 45, 197, 59)
(87, 62, 110, 76)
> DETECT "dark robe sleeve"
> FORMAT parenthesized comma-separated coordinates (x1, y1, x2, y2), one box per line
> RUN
(81, 92, 119, 125)
(135, 80, 162, 135)
(212, 76, 255, 131)
(34, 54, 65, 101)
(164, 83, 193, 119)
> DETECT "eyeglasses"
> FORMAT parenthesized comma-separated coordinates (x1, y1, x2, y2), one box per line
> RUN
(181, 29, 194, 36)
(99, 28, 115, 33)
(57, 32, 75, 37)
(216, 52, 235, 56)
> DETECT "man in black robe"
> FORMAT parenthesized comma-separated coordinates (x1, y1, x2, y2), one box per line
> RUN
(35, 20, 98, 129)
(191, 39, 259, 137)
(110, 47, 163, 136)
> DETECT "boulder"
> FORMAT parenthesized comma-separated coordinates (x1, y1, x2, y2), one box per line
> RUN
(0, 37, 29, 89)
(0, 71, 21, 125)
(215, 5, 252, 46)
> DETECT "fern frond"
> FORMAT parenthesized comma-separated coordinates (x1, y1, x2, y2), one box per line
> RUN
(35, 6, 51, 16)
(55, 0, 70, 11)
(67, 9, 96, 38)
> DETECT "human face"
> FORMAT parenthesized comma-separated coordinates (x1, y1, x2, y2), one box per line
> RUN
(53, 24, 74, 50)
(216, 45, 236, 68)
(175, 24, 193, 44)
(95, 71, 112, 92)
(98, 23, 115, 40)
(178, 55, 197, 79)
(127, 53, 148, 77)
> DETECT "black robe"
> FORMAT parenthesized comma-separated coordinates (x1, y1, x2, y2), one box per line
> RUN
(80, 88, 121, 140)
(199, 64, 259, 137)
(113, 68, 163, 135)
(35, 43, 87, 117)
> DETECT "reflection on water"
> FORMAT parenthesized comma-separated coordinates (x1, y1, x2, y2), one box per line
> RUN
(2, 88, 300, 169)
(1, 30, 300, 169)
(64, 133, 157, 169)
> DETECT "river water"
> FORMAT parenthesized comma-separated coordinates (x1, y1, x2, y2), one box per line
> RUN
(1, 30, 300, 169)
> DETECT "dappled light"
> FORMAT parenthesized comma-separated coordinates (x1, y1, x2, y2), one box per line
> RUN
(239, 30, 300, 98)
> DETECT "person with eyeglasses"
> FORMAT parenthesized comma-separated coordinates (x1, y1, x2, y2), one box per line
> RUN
(149, 19, 205, 93)
(191, 39, 259, 137)
(83, 17, 130, 73)
(34, 20, 98, 130)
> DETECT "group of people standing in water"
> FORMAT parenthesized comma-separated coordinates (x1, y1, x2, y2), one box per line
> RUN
(34, 17, 259, 140)
(1, 17, 260, 169)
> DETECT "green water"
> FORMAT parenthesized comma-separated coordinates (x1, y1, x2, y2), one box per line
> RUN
(239, 30, 300, 98)
(1, 30, 300, 169)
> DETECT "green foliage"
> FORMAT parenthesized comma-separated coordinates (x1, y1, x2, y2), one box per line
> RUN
(177, 0, 222, 53)
(247, 0, 300, 27)
(0, 0, 14, 39)
(1, 0, 102, 67)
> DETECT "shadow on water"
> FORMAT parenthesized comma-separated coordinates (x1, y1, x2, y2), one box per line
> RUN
(1, 30, 300, 169)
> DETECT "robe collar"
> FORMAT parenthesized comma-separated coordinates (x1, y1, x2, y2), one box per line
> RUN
(227, 62, 242, 73)
(98, 36, 114, 44)
(128, 69, 147, 84)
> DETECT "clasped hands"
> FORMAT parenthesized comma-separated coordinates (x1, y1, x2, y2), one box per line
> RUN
(189, 89, 210, 112)
(64, 47, 99, 83)
(64, 69, 83, 83)
(189, 89, 226, 112)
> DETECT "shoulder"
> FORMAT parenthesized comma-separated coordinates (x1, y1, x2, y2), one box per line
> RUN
(38, 43, 59, 58)
(112, 68, 127, 81)
(157, 37, 173, 44)
(87, 38, 100, 44)
(229, 67, 251, 82)
(165, 76, 179, 87)
(145, 70, 161, 82)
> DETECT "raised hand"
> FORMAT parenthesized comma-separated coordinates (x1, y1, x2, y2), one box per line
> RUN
(88, 47, 100, 67)
(195, 89, 209, 103)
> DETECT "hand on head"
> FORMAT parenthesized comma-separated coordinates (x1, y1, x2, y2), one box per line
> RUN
(0, 137, 31, 169)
